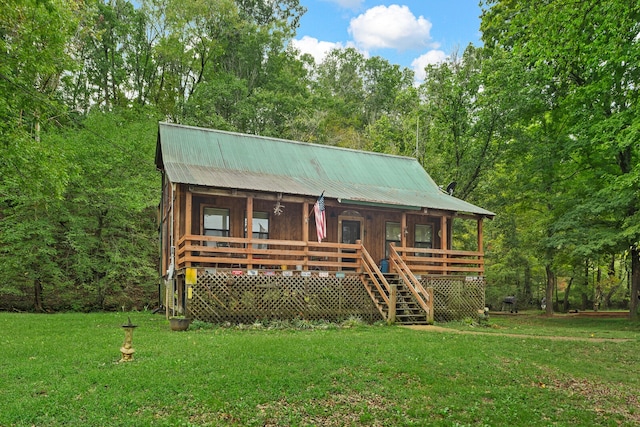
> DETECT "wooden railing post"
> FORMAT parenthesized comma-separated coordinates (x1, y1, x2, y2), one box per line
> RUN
(185, 189, 192, 267)
(246, 196, 253, 269)
(426, 287, 434, 324)
(388, 284, 397, 324)
(477, 218, 484, 276)
(440, 216, 448, 275)
(302, 202, 309, 267)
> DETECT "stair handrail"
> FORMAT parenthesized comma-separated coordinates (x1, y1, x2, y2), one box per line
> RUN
(359, 244, 391, 307)
(388, 244, 433, 320)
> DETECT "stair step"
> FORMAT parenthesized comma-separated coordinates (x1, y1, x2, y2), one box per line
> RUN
(395, 312, 427, 318)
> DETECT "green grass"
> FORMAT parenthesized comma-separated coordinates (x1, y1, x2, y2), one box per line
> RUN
(443, 311, 640, 340)
(1, 312, 639, 426)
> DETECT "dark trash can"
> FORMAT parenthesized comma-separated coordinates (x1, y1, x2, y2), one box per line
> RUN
(379, 259, 389, 273)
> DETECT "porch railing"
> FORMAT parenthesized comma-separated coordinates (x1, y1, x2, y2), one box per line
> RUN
(176, 235, 361, 271)
(390, 245, 484, 276)
(388, 245, 434, 323)
(175, 235, 483, 276)
(359, 244, 392, 319)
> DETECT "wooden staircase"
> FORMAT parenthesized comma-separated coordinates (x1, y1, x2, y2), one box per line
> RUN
(359, 243, 434, 325)
(387, 274, 431, 325)
(363, 273, 431, 324)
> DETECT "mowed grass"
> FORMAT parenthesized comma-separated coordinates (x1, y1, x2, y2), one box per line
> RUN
(444, 311, 640, 340)
(1, 312, 639, 426)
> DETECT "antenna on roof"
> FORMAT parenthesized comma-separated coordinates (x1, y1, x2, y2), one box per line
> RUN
(445, 181, 457, 196)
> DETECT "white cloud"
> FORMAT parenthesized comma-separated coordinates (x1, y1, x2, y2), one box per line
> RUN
(323, 0, 363, 10)
(411, 50, 447, 81)
(290, 36, 345, 64)
(348, 5, 433, 51)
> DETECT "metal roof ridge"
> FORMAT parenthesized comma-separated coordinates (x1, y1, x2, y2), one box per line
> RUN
(158, 121, 422, 162)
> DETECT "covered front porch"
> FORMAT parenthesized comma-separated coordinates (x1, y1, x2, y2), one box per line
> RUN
(166, 232, 486, 325)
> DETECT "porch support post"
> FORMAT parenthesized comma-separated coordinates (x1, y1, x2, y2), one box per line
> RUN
(440, 216, 448, 275)
(172, 184, 180, 316)
(173, 184, 180, 267)
(247, 196, 253, 269)
(401, 212, 407, 249)
(440, 216, 448, 249)
(302, 202, 309, 241)
(302, 202, 309, 267)
(185, 189, 192, 267)
(477, 218, 484, 276)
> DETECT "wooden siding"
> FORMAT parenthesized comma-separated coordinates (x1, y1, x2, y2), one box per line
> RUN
(160, 184, 484, 277)
(186, 193, 448, 264)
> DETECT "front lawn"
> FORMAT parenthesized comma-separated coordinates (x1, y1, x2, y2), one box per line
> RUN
(1, 312, 638, 426)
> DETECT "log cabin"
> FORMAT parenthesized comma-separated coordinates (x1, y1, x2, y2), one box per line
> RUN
(156, 122, 495, 324)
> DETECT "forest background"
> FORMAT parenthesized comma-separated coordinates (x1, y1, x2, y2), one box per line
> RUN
(1, 0, 638, 318)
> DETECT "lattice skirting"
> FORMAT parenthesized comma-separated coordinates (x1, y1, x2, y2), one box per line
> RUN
(422, 276, 486, 322)
(185, 269, 383, 324)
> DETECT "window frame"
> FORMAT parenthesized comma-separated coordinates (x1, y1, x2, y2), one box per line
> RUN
(202, 207, 230, 246)
(385, 221, 402, 258)
(246, 211, 269, 249)
(414, 223, 433, 256)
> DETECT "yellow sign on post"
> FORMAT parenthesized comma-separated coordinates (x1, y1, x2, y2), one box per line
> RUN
(185, 267, 197, 285)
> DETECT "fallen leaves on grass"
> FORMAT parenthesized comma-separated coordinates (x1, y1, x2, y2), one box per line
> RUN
(545, 377, 640, 424)
(256, 392, 403, 427)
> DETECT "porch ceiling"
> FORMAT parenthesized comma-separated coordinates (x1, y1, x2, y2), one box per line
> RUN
(157, 123, 495, 218)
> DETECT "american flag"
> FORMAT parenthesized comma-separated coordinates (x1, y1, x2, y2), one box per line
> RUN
(313, 192, 326, 243)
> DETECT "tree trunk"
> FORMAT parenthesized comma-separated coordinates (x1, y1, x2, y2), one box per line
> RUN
(554, 272, 558, 308)
(594, 265, 602, 311)
(603, 254, 617, 310)
(524, 263, 532, 304)
(630, 247, 639, 320)
(545, 264, 554, 316)
(563, 277, 573, 312)
(34, 279, 43, 313)
(604, 286, 619, 310)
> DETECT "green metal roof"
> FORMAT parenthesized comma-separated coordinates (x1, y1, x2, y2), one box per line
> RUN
(156, 122, 495, 217)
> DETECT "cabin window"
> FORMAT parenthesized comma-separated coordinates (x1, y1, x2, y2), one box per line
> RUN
(414, 224, 433, 256)
(204, 208, 230, 246)
(252, 212, 269, 239)
(245, 212, 269, 249)
(385, 222, 401, 257)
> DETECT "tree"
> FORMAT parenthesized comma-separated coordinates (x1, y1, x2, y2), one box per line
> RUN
(481, 0, 640, 318)
(52, 109, 160, 309)
(0, 0, 79, 310)
(1, 0, 313, 310)
(418, 46, 531, 204)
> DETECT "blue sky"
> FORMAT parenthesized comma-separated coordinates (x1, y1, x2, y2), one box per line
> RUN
(292, 0, 484, 80)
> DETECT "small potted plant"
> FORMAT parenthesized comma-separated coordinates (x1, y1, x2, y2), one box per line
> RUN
(169, 316, 191, 331)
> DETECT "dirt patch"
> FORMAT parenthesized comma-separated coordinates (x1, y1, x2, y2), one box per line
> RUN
(490, 310, 631, 318)
(573, 311, 629, 318)
(403, 325, 633, 343)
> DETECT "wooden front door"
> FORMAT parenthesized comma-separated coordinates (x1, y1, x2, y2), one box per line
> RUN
(341, 219, 361, 245)
(339, 216, 363, 266)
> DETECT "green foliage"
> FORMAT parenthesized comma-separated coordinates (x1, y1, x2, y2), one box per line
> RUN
(479, 0, 640, 312)
(2, 0, 638, 316)
(1, 108, 160, 310)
